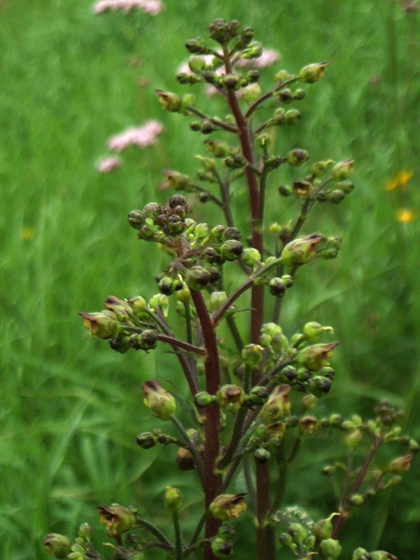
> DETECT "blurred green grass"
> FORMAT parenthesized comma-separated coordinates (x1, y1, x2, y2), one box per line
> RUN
(1, 0, 420, 558)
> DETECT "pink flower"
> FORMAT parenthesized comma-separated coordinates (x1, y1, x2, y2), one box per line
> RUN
(97, 156, 122, 173)
(94, 0, 163, 15)
(237, 48, 281, 69)
(108, 120, 164, 151)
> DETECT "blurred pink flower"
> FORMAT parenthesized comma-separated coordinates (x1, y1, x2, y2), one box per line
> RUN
(108, 120, 164, 151)
(97, 156, 122, 173)
(237, 48, 281, 69)
(94, 0, 163, 15)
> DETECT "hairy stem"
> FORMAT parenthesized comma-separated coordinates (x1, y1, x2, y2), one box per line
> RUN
(135, 517, 173, 546)
(172, 510, 184, 560)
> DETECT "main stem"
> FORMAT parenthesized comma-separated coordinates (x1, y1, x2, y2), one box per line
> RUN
(190, 289, 222, 560)
(223, 48, 274, 560)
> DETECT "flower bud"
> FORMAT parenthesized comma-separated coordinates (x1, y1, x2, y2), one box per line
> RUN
(388, 453, 413, 473)
(259, 385, 291, 424)
(220, 239, 244, 261)
(217, 384, 245, 412)
(176, 285, 191, 304)
(371, 552, 398, 560)
(43, 534, 72, 558)
(298, 342, 339, 371)
(162, 170, 193, 191)
(242, 247, 262, 267)
(346, 429, 363, 448)
(300, 415, 318, 433)
(254, 448, 271, 464)
(129, 330, 159, 352)
(319, 538, 342, 559)
(142, 379, 176, 421)
(211, 538, 234, 558)
(285, 109, 301, 124)
(79, 311, 119, 339)
(128, 209, 147, 229)
(311, 160, 333, 177)
(336, 180, 355, 194)
(156, 90, 182, 112)
(176, 447, 195, 470)
(158, 277, 174, 295)
(164, 486, 184, 512)
(242, 83, 262, 103)
(309, 376, 332, 398)
(242, 344, 264, 366)
(209, 291, 228, 312)
(279, 184, 293, 196)
(246, 386, 269, 406)
(280, 233, 323, 266)
(188, 55, 206, 73)
(288, 523, 307, 542)
(195, 391, 216, 408)
(299, 61, 329, 83)
(204, 139, 230, 157)
(352, 548, 369, 560)
(97, 504, 137, 538)
(269, 278, 286, 297)
(136, 432, 156, 449)
(274, 69, 294, 82)
(287, 148, 309, 166)
(303, 321, 334, 340)
(328, 189, 346, 204)
(349, 494, 364, 507)
(331, 159, 354, 181)
(312, 514, 337, 541)
(209, 494, 247, 521)
(292, 181, 312, 199)
(186, 266, 212, 290)
(224, 227, 241, 240)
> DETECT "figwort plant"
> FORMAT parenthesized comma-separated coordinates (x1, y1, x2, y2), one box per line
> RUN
(44, 18, 418, 560)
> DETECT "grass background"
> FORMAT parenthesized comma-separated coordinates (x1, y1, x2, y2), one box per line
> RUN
(1, 0, 420, 558)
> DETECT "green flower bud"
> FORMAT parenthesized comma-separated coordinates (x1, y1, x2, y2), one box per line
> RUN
(176, 285, 191, 304)
(242, 247, 262, 267)
(259, 385, 291, 424)
(298, 342, 339, 371)
(259, 333, 272, 347)
(279, 532, 293, 547)
(303, 321, 334, 340)
(281, 274, 294, 288)
(271, 332, 289, 352)
(388, 453, 413, 473)
(349, 494, 364, 507)
(371, 552, 398, 560)
(274, 69, 294, 81)
(204, 139, 230, 158)
(242, 83, 262, 102)
(177, 72, 201, 85)
(164, 486, 184, 512)
(278, 88, 294, 103)
(281, 233, 323, 266)
(186, 266, 212, 290)
(246, 386, 269, 406)
(77, 523, 93, 541)
(156, 90, 182, 112)
(336, 180, 355, 194)
(331, 159, 354, 181)
(209, 291, 228, 312)
(312, 513, 338, 541)
(136, 432, 156, 449)
(176, 447, 195, 471)
(211, 538, 234, 558)
(196, 155, 216, 171)
(159, 277, 174, 295)
(97, 504, 137, 538)
(142, 379, 176, 421)
(346, 429, 363, 448)
(195, 391, 216, 408)
(312, 160, 333, 177)
(328, 189, 346, 204)
(287, 148, 309, 166)
(268, 278, 286, 297)
(220, 239, 243, 261)
(300, 415, 318, 433)
(240, 41, 263, 59)
(285, 109, 301, 124)
(242, 343, 264, 366)
(162, 170, 193, 191)
(257, 133, 272, 150)
(308, 376, 332, 398)
(79, 311, 119, 339)
(217, 384, 245, 412)
(352, 548, 369, 560)
(128, 209, 147, 229)
(322, 465, 336, 477)
(43, 534, 72, 558)
(299, 61, 330, 83)
(319, 538, 342, 559)
(254, 448, 271, 464)
(294, 88, 306, 100)
(188, 55, 206, 73)
(293, 180, 313, 199)
(149, 294, 169, 315)
(288, 523, 307, 542)
(209, 494, 247, 521)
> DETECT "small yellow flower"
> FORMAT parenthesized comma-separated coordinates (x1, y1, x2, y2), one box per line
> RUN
(396, 208, 416, 223)
(21, 226, 35, 240)
(385, 169, 414, 191)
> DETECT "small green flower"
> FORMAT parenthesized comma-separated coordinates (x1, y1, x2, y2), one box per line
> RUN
(142, 379, 176, 421)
